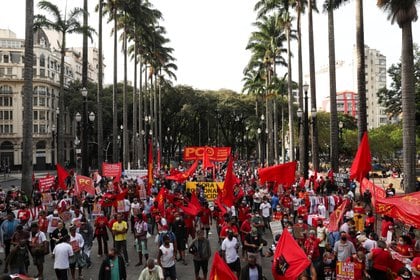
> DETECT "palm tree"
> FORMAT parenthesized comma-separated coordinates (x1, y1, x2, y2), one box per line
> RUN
(34, 1, 91, 166)
(21, 0, 34, 198)
(324, 0, 339, 172)
(377, 0, 418, 193)
(97, 0, 104, 167)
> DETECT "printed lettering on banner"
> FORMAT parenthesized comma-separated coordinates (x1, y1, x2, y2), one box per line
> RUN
(336, 261, 355, 280)
(185, 181, 223, 201)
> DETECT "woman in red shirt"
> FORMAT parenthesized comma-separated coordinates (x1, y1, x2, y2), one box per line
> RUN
(394, 235, 414, 259)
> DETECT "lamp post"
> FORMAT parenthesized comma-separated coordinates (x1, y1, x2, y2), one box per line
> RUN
(51, 124, 56, 168)
(297, 83, 309, 179)
(257, 128, 262, 164)
(75, 112, 82, 173)
(338, 121, 343, 159)
(141, 130, 145, 167)
(55, 107, 60, 164)
(311, 107, 319, 172)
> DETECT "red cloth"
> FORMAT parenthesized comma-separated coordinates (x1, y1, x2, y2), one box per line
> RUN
(156, 188, 166, 214)
(371, 248, 393, 272)
(202, 147, 214, 169)
(166, 160, 199, 182)
(200, 207, 212, 225)
(303, 237, 320, 260)
(272, 230, 310, 280)
(147, 139, 154, 193)
(375, 191, 420, 229)
(209, 252, 238, 280)
(328, 199, 350, 232)
(56, 163, 69, 190)
(75, 175, 95, 195)
(350, 132, 372, 182)
(381, 220, 393, 238)
(258, 161, 297, 187)
(219, 225, 238, 239)
(219, 154, 239, 207)
(411, 257, 420, 280)
(360, 178, 386, 207)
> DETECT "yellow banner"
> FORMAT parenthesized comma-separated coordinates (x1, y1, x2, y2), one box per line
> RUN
(186, 181, 224, 201)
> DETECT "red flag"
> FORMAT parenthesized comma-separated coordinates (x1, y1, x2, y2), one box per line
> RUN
(156, 187, 166, 214)
(258, 161, 297, 187)
(209, 252, 238, 280)
(190, 191, 202, 210)
(75, 175, 95, 196)
(180, 203, 200, 216)
(219, 154, 238, 207)
(350, 132, 372, 182)
(272, 230, 311, 280)
(165, 160, 199, 182)
(360, 178, 386, 207)
(328, 199, 350, 232)
(147, 139, 154, 192)
(56, 163, 69, 190)
(214, 196, 227, 217)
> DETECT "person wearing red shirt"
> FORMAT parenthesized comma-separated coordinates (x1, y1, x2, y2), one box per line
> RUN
(304, 230, 320, 261)
(150, 201, 161, 234)
(237, 202, 250, 226)
(94, 212, 109, 257)
(199, 203, 212, 238)
(240, 214, 252, 258)
(353, 202, 365, 232)
(381, 216, 394, 239)
(165, 204, 176, 228)
(280, 193, 292, 212)
(411, 256, 420, 280)
(37, 210, 49, 233)
(368, 240, 393, 279)
(394, 235, 414, 258)
(346, 251, 366, 280)
(219, 218, 239, 241)
(184, 214, 195, 240)
(17, 204, 31, 221)
(272, 206, 283, 221)
(364, 211, 375, 236)
(297, 203, 309, 221)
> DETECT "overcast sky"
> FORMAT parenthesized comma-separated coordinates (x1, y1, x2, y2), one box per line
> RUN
(1, 0, 419, 98)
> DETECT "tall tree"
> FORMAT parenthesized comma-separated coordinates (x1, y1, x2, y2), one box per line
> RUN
(21, 0, 34, 198)
(377, 0, 418, 193)
(34, 1, 90, 165)
(97, 0, 104, 167)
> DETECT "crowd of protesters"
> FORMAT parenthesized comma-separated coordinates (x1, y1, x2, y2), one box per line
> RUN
(0, 160, 417, 280)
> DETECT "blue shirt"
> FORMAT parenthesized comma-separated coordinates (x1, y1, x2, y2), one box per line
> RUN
(271, 195, 279, 209)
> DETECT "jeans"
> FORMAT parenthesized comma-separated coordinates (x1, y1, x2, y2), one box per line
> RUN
(115, 240, 128, 263)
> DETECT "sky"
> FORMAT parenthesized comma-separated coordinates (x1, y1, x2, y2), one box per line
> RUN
(0, 0, 419, 101)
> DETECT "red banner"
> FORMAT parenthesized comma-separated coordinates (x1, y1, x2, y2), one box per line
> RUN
(183, 146, 231, 161)
(360, 178, 386, 207)
(375, 191, 420, 228)
(328, 199, 350, 232)
(102, 162, 122, 178)
(38, 176, 55, 192)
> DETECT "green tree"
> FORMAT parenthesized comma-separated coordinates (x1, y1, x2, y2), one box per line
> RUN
(377, 0, 418, 193)
(34, 1, 94, 165)
(21, 0, 34, 198)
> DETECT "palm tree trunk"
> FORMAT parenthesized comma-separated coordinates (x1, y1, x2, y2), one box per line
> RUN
(123, 23, 128, 170)
(22, 0, 34, 197)
(81, 0, 89, 176)
(287, 26, 295, 162)
(112, 10, 118, 163)
(328, 2, 339, 173)
(97, 0, 104, 167)
(138, 58, 144, 167)
(401, 22, 416, 193)
(58, 33, 66, 166)
(297, 3, 304, 174)
(356, 0, 367, 142)
(308, 0, 319, 172)
(133, 41, 138, 168)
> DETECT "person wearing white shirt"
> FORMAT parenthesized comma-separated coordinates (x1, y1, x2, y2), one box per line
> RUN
(69, 225, 85, 280)
(53, 234, 74, 280)
(29, 223, 48, 279)
(259, 198, 271, 231)
(362, 233, 378, 253)
(221, 230, 240, 278)
(318, 202, 327, 218)
(138, 258, 164, 280)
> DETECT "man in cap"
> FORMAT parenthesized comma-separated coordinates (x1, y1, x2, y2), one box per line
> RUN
(244, 227, 264, 265)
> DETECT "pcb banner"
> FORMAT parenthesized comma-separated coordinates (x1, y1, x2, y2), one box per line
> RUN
(102, 162, 122, 178)
(186, 181, 223, 201)
(125, 169, 148, 180)
(183, 146, 231, 161)
(38, 176, 55, 192)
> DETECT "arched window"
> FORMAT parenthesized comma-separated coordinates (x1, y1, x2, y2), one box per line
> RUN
(0, 141, 14, 150)
(36, 141, 46, 149)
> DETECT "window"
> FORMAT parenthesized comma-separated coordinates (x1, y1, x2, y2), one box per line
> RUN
(33, 111, 38, 120)
(39, 54, 45, 67)
(33, 97, 38, 106)
(0, 68, 4, 77)
(40, 69, 45, 77)
(0, 97, 12, 107)
(39, 97, 46, 106)
(39, 124, 46, 134)
(6, 68, 12, 75)
(3, 55, 9, 63)
(0, 86, 12, 94)
(0, 111, 12, 120)
(33, 124, 39, 133)
(39, 111, 46, 120)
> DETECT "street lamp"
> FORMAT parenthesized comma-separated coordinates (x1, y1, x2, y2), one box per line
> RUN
(75, 112, 82, 173)
(257, 128, 262, 165)
(311, 107, 319, 172)
(80, 87, 91, 176)
(51, 124, 56, 168)
(297, 82, 309, 179)
(338, 121, 344, 158)
(55, 107, 60, 164)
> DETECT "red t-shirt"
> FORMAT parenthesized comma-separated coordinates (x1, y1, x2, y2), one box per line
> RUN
(411, 257, 420, 280)
(353, 205, 364, 215)
(220, 225, 239, 239)
(396, 244, 413, 257)
(200, 208, 212, 225)
(345, 257, 365, 280)
(381, 220, 393, 238)
(239, 220, 252, 241)
(371, 248, 393, 272)
(297, 206, 309, 221)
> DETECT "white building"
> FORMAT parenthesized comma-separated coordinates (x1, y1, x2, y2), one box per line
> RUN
(0, 28, 101, 170)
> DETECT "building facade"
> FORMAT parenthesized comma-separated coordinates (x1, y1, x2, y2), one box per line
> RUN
(0, 28, 100, 170)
